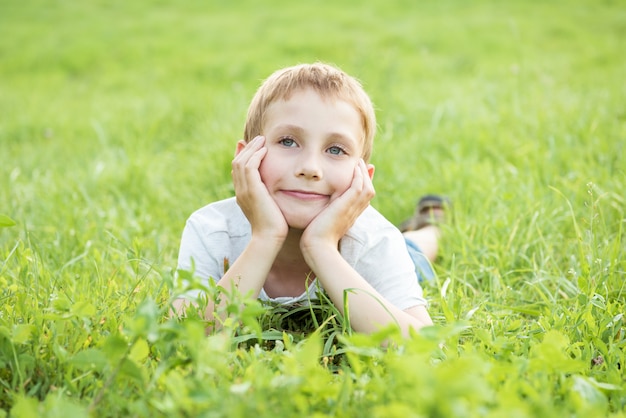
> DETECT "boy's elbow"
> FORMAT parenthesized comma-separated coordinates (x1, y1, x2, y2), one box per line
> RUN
(404, 305, 434, 329)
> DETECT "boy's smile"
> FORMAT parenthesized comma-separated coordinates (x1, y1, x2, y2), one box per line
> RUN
(258, 88, 371, 230)
(280, 189, 328, 201)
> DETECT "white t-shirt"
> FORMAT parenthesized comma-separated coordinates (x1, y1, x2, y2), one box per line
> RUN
(176, 197, 427, 310)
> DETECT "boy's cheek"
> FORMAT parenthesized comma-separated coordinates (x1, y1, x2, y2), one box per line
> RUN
(334, 176, 357, 198)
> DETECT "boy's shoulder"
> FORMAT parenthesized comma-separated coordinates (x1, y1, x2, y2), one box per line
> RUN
(340, 205, 409, 267)
(186, 197, 250, 236)
(344, 205, 401, 245)
(189, 196, 239, 218)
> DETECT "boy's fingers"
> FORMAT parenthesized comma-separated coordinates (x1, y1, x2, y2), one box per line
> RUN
(349, 159, 374, 196)
(233, 136, 264, 164)
(329, 160, 374, 218)
(354, 160, 363, 186)
(358, 159, 375, 194)
(232, 137, 266, 182)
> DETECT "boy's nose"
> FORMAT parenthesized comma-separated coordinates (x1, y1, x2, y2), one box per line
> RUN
(295, 153, 323, 180)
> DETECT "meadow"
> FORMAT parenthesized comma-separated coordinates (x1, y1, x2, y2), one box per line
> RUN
(1, 0, 624, 416)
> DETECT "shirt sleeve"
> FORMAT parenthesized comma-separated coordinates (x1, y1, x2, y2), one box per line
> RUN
(175, 212, 228, 299)
(343, 223, 428, 311)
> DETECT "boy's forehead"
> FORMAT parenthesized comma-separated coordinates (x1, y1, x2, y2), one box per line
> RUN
(264, 89, 361, 122)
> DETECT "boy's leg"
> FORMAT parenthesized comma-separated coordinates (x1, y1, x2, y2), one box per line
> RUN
(400, 195, 450, 264)
(403, 225, 440, 263)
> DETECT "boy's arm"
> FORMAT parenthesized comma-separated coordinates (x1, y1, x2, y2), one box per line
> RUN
(403, 305, 434, 327)
(172, 136, 287, 325)
(207, 136, 288, 324)
(170, 231, 283, 323)
(301, 160, 433, 336)
(303, 246, 433, 336)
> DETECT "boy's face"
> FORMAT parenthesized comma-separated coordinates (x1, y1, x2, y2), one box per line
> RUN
(257, 88, 373, 230)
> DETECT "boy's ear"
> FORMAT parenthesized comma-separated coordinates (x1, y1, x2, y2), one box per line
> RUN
(235, 140, 247, 156)
(367, 164, 375, 180)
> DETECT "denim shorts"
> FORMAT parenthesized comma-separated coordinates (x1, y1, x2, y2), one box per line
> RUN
(405, 238, 435, 282)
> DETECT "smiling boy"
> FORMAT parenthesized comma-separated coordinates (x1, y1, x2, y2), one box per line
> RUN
(174, 63, 441, 336)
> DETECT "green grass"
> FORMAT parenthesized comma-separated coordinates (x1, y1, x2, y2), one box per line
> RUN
(1, 0, 625, 416)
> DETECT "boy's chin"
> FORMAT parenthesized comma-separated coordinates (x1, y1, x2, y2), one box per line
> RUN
(286, 220, 312, 231)
(284, 215, 316, 231)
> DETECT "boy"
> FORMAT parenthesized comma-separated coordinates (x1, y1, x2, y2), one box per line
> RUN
(173, 62, 445, 337)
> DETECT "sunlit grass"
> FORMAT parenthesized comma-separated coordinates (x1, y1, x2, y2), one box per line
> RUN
(1, 0, 624, 416)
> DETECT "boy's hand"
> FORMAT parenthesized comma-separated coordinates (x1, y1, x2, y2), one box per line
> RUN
(232, 136, 288, 242)
(301, 159, 375, 251)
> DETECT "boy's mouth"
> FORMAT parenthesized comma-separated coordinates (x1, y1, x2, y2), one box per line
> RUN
(280, 189, 329, 201)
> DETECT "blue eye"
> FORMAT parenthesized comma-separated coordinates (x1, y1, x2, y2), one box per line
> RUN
(279, 138, 296, 147)
(327, 145, 346, 155)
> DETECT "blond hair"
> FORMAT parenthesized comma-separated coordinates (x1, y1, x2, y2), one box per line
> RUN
(243, 63, 376, 162)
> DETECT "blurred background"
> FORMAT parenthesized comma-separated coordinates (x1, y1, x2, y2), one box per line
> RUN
(1, 0, 624, 270)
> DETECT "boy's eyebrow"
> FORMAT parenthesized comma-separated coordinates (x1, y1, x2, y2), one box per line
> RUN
(273, 124, 305, 135)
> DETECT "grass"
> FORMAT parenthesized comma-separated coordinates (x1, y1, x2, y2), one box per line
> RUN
(1, 0, 625, 416)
